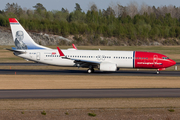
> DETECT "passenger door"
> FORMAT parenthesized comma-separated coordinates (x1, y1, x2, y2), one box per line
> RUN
(153, 55, 158, 67)
(36, 52, 40, 60)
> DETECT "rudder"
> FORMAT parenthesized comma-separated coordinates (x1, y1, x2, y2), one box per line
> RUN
(9, 18, 50, 50)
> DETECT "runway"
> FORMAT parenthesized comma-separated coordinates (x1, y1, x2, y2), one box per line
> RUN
(0, 69, 179, 76)
(0, 89, 180, 99)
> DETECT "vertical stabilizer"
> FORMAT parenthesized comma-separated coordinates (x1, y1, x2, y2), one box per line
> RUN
(9, 18, 50, 50)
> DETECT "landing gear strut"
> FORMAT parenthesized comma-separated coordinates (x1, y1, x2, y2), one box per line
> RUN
(87, 68, 94, 73)
(156, 70, 160, 74)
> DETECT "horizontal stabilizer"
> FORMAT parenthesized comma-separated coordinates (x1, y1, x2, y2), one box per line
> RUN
(5, 48, 26, 54)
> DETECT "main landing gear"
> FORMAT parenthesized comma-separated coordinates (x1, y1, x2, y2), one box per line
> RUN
(87, 68, 94, 73)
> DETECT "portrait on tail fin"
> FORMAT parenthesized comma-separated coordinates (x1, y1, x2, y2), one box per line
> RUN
(15, 30, 27, 50)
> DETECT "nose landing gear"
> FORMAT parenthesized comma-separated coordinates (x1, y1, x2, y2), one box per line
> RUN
(156, 68, 165, 74)
(156, 70, 160, 74)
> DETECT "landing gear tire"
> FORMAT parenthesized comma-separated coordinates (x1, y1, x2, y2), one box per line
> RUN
(156, 71, 160, 74)
(87, 69, 92, 73)
(87, 68, 94, 73)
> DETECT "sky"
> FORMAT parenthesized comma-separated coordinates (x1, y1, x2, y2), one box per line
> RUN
(1, 0, 180, 12)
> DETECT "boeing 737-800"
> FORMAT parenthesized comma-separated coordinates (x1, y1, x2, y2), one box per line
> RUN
(7, 18, 176, 74)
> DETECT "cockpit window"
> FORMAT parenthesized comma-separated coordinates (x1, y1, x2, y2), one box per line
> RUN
(162, 57, 169, 59)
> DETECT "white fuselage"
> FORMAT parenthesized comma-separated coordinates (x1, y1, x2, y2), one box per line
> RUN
(16, 49, 134, 68)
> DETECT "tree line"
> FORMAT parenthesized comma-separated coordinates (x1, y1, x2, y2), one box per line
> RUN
(0, 2, 180, 45)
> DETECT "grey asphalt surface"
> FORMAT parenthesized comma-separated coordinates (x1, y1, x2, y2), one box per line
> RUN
(0, 62, 179, 76)
(0, 69, 179, 76)
(0, 89, 180, 99)
(0, 63, 179, 99)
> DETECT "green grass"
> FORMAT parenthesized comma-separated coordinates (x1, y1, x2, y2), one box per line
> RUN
(65, 112, 69, 115)
(168, 109, 175, 112)
(41, 111, 46, 115)
(88, 112, 96, 117)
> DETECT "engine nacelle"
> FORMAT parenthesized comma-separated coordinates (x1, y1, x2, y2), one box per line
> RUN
(99, 63, 117, 71)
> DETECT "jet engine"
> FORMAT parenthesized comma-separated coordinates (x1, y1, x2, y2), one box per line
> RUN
(99, 63, 117, 71)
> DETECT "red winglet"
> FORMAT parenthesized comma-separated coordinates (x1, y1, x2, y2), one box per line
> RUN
(57, 47, 65, 57)
(9, 18, 18, 23)
(72, 44, 77, 50)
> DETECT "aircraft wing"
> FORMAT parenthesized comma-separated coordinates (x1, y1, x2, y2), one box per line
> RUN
(57, 47, 100, 67)
(70, 58, 100, 64)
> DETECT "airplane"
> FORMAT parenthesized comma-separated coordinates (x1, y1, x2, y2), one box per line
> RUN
(7, 18, 176, 74)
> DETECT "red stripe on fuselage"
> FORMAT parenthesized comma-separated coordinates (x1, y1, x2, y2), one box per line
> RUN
(134, 51, 172, 69)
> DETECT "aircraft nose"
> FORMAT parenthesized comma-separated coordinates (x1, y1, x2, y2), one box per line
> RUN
(169, 59, 176, 66)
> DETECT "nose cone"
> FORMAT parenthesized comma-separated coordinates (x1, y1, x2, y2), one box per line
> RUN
(169, 59, 176, 66)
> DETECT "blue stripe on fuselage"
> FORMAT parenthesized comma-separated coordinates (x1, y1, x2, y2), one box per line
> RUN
(133, 51, 135, 68)
(27, 46, 46, 49)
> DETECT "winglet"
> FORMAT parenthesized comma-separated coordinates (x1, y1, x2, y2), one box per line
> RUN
(72, 44, 78, 50)
(57, 47, 65, 57)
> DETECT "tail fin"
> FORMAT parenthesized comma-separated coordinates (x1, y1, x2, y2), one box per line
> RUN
(9, 18, 50, 50)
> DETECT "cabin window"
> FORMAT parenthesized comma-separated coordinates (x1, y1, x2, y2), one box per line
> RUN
(162, 57, 169, 59)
